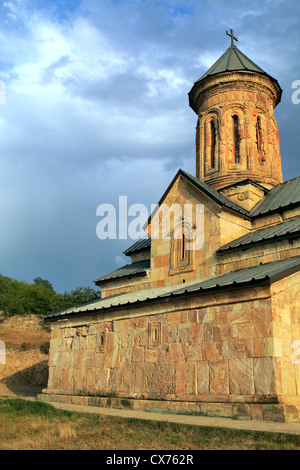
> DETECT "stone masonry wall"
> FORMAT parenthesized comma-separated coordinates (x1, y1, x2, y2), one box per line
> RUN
(148, 175, 250, 289)
(192, 72, 283, 190)
(270, 272, 300, 402)
(46, 285, 285, 406)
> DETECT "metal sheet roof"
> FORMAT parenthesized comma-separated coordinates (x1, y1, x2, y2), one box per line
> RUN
(94, 259, 150, 284)
(196, 46, 267, 82)
(218, 217, 300, 253)
(123, 235, 151, 256)
(188, 45, 282, 112)
(179, 172, 300, 220)
(45, 256, 300, 321)
(250, 176, 300, 217)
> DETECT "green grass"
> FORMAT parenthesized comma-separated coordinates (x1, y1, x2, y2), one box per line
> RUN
(0, 397, 300, 450)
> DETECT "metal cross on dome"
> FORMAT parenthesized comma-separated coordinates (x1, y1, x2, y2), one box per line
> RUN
(226, 29, 238, 46)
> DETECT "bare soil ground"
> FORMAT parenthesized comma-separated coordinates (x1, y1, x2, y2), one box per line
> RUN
(0, 314, 50, 398)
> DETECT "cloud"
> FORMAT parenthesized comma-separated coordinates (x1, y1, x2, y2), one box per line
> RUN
(0, 0, 299, 293)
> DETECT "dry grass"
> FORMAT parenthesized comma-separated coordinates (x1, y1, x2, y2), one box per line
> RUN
(0, 316, 50, 395)
(0, 318, 299, 451)
(0, 397, 300, 450)
(0, 325, 50, 351)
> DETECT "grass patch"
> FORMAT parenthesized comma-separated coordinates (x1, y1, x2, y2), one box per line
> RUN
(0, 397, 73, 417)
(0, 397, 300, 450)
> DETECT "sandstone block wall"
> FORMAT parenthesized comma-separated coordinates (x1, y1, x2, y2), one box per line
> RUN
(270, 273, 300, 401)
(46, 287, 297, 404)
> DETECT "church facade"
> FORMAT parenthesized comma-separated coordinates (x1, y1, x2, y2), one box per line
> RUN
(40, 34, 300, 422)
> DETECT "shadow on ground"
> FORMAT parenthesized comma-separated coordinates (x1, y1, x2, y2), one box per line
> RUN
(0, 360, 48, 398)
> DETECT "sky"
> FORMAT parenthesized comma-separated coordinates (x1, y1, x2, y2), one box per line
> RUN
(0, 0, 300, 293)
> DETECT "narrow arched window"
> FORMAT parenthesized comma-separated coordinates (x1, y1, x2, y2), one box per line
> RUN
(210, 120, 216, 169)
(233, 115, 240, 163)
(256, 117, 262, 163)
(170, 222, 193, 272)
(180, 231, 186, 261)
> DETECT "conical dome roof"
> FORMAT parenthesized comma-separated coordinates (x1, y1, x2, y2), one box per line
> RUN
(197, 45, 269, 81)
(189, 44, 282, 111)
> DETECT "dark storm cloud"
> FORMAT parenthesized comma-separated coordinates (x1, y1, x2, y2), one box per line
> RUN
(0, 0, 299, 292)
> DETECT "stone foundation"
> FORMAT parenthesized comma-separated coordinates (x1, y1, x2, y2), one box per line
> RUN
(38, 392, 300, 423)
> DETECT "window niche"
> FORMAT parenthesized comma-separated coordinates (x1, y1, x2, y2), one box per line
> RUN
(203, 115, 219, 175)
(256, 116, 265, 164)
(210, 120, 216, 169)
(233, 114, 240, 163)
(96, 331, 106, 353)
(170, 222, 194, 275)
(148, 322, 161, 348)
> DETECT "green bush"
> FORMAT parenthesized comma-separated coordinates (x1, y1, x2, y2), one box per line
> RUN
(0, 274, 101, 317)
(40, 342, 50, 355)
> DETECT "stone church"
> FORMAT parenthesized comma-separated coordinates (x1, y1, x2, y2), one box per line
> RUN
(40, 32, 300, 422)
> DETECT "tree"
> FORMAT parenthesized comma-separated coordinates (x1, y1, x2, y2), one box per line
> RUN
(69, 287, 101, 305)
(33, 277, 54, 291)
(0, 273, 101, 316)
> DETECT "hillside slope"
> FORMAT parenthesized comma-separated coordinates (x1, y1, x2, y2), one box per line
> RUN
(0, 314, 50, 397)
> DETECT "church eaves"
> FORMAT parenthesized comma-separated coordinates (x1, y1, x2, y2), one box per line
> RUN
(123, 235, 151, 256)
(218, 217, 300, 254)
(250, 176, 300, 217)
(94, 259, 150, 284)
(44, 256, 300, 322)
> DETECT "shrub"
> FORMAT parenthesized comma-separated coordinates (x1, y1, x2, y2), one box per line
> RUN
(40, 342, 50, 355)
(19, 342, 33, 352)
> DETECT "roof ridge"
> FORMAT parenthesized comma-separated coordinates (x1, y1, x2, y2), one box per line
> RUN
(225, 45, 232, 70)
(217, 178, 270, 193)
(233, 46, 265, 72)
(201, 46, 231, 78)
(179, 169, 250, 217)
(232, 45, 247, 69)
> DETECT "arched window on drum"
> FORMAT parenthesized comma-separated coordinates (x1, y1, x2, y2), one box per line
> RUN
(233, 115, 240, 163)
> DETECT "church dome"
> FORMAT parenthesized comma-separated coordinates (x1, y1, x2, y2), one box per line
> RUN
(189, 33, 282, 113)
(189, 31, 283, 190)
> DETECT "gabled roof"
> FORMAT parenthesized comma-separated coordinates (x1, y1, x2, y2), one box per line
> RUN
(94, 259, 150, 284)
(180, 170, 250, 216)
(250, 176, 300, 217)
(125, 175, 300, 259)
(45, 256, 300, 322)
(144, 169, 251, 231)
(99, 174, 300, 287)
(218, 179, 270, 195)
(142, 169, 300, 231)
(218, 217, 300, 254)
